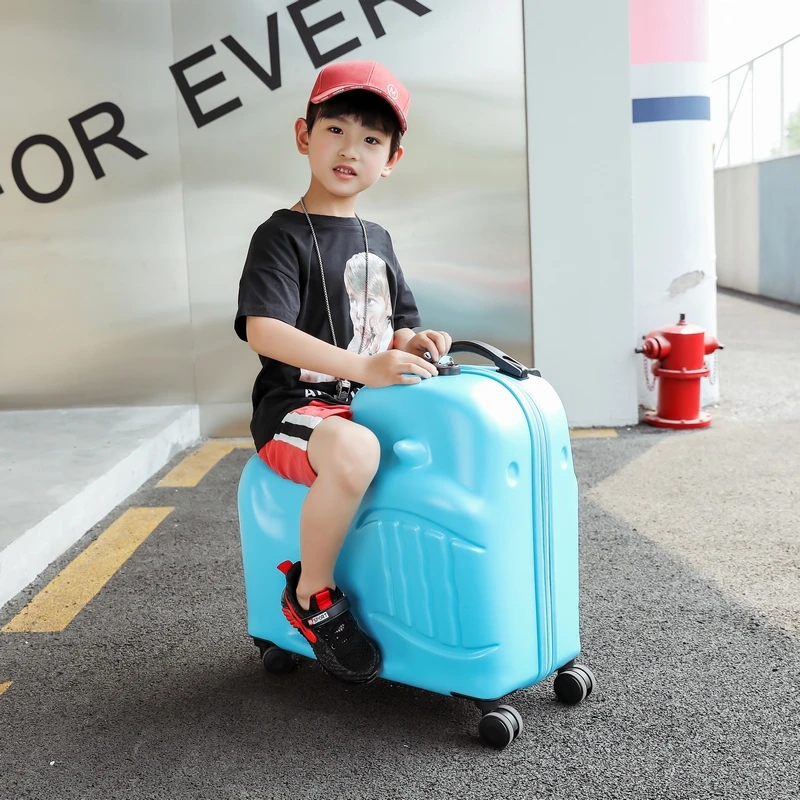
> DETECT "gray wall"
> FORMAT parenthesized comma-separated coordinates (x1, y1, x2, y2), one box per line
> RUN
(0, 0, 532, 435)
(715, 154, 800, 305)
(759, 157, 800, 304)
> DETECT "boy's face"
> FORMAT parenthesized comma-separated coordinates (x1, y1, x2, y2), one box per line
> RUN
(296, 114, 403, 199)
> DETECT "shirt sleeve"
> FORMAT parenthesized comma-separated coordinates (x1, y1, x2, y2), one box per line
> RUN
(234, 224, 301, 342)
(388, 239, 422, 330)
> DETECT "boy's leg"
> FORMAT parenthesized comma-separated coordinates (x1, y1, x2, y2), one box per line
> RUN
(271, 413, 382, 683)
(295, 415, 380, 609)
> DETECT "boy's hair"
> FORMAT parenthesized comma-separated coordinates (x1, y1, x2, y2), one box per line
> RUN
(306, 90, 403, 158)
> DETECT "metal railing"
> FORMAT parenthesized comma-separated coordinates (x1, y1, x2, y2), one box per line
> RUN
(713, 33, 800, 168)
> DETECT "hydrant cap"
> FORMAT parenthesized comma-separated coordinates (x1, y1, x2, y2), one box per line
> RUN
(660, 315, 704, 337)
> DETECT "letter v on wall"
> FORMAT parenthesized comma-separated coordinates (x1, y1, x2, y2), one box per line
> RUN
(358, 0, 432, 38)
(222, 12, 282, 90)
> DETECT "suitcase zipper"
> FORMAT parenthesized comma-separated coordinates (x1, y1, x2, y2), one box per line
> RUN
(513, 383, 555, 674)
(462, 368, 555, 674)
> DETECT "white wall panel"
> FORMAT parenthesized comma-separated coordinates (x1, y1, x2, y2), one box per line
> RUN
(525, 0, 638, 427)
(714, 165, 760, 296)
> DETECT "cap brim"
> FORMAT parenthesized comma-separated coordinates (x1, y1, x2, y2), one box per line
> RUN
(308, 85, 407, 132)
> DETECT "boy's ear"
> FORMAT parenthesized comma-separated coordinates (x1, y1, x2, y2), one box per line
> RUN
(295, 118, 310, 155)
(381, 144, 404, 178)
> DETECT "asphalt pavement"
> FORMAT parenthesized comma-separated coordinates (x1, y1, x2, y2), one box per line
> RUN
(1, 290, 798, 800)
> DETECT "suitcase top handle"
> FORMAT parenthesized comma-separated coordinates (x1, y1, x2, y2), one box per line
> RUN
(449, 341, 540, 380)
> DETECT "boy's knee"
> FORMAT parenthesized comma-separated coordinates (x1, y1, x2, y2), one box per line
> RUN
(310, 419, 380, 493)
(335, 424, 380, 492)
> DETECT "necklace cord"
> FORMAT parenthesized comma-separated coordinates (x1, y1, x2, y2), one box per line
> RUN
(298, 197, 370, 385)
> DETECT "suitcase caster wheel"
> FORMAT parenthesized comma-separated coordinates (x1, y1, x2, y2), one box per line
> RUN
(496, 705, 524, 739)
(256, 640, 295, 675)
(554, 664, 595, 705)
(478, 705, 523, 749)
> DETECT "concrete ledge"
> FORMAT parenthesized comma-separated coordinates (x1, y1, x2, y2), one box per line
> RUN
(0, 406, 200, 609)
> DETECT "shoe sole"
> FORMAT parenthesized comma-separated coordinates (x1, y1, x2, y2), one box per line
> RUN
(319, 663, 381, 685)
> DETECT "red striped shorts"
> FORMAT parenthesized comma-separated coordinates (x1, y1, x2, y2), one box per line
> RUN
(257, 401, 353, 487)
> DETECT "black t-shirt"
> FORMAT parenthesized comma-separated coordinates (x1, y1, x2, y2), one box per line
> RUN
(235, 209, 422, 450)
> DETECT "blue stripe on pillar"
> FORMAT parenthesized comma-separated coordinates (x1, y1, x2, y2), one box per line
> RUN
(632, 96, 711, 123)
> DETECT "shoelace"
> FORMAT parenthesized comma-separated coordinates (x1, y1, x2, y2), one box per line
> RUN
(320, 618, 353, 649)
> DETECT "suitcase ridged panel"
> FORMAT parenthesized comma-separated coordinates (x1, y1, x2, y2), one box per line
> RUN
(357, 513, 494, 651)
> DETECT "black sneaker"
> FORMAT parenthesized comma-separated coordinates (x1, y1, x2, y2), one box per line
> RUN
(277, 560, 382, 684)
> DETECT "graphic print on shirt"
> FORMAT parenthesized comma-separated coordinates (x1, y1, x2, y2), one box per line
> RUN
(300, 251, 394, 383)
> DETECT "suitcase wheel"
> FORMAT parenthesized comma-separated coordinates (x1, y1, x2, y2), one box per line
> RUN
(478, 705, 523, 750)
(554, 664, 596, 705)
(253, 638, 296, 675)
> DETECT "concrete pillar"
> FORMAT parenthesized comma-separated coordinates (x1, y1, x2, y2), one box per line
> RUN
(525, 0, 638, 427)
(630, 0, 720, 406)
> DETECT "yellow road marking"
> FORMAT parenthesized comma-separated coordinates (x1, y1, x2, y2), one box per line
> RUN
(570, 428, 619, 439)
(0, 682, 12, 696)
(157, 439, 253, 488)
(223, 438, 254, 449)
(2, 507, 174, 634)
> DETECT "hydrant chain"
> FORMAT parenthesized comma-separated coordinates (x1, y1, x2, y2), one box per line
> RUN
(643, 353, 656, 392)
(707, 352, 718, 386)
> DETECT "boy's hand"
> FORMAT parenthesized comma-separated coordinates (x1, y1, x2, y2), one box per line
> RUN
(359, 350, 438, 388)
(400, 330, 453, 363)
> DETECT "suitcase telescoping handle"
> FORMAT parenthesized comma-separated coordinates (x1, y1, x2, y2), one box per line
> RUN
(449, 340, 540, 380)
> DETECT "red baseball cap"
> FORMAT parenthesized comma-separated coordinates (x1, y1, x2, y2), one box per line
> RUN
(307, 60, 410, 133)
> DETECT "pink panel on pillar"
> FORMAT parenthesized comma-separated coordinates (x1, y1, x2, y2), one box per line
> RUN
(630, 0, 709, 64)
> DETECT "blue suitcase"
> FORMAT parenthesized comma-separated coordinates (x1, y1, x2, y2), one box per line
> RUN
(237, 342, 595, 748)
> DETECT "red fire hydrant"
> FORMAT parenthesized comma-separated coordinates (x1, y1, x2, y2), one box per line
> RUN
(635, 314, 723, 429)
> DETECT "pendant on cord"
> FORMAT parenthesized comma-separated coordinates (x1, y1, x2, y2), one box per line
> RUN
(334, 379, 351, 403)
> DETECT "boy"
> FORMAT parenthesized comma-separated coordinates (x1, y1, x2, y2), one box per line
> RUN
(234, 61, 452, 685)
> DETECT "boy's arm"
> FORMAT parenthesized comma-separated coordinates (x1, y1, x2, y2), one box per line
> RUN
(246, 317, 437, 386)
(389, 260, 449, 360)
(393, 328, 416, 350)
(393, 327, 453, 363)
